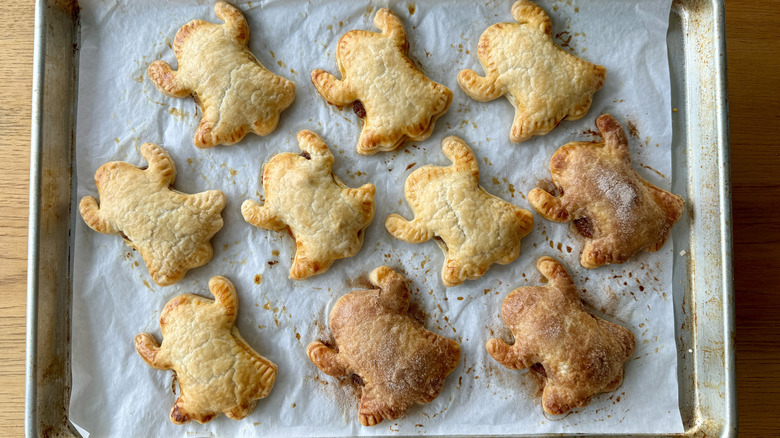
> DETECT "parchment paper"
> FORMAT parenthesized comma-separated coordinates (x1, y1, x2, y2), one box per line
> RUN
(70, 0, 683, 436)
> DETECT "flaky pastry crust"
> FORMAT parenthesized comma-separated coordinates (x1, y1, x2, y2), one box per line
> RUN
(148, 1, 295, 148)
(241, 130, 376, 280)
(135, 276, 277, 424)
(487, 257, 635, 415)
(79, 143, 225, 286)
(307, 266, 460, 426)
(311, 8, 452, 155)
(528, 114, 684, 269)
(386, 136, 534, 286)
(458, 0, 606, 143)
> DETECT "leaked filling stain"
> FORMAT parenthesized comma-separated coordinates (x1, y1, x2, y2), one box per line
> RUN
(352, 101, 366, 119)
(574, 216, 594, 238)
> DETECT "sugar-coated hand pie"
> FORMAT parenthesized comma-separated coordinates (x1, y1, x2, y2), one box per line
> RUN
(307, 266, 461, 426)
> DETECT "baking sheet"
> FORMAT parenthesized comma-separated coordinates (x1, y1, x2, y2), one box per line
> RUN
(69, 0, 684, 436)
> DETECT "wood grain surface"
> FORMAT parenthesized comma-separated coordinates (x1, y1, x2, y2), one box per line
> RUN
(0, 0, 778, 436)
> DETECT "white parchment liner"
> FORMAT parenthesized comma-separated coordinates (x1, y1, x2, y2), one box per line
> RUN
(70, 0, 683, 436)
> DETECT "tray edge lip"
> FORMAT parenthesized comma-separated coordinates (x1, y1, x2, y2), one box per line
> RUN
(25, 0, 47, 436)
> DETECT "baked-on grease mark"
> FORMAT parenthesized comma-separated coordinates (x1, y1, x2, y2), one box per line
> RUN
(241, 130, 376, 280)
(148, 1, 295, 148)
(528, 114, 684, 269)
(457, 0, 606, 143)
(307, 266, 460, 426)
(385, 136, 534, 287)
(311, 8, 452, 155)
(135, 276, 277, 424)
(487, 257, 635, 415)
(79, 143, 225, 286)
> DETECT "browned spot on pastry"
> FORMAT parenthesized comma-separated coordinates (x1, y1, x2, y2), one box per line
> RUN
(300, 151, 311, 160)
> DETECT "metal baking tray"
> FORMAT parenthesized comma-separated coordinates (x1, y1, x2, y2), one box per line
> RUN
(25, 0, 734, 436)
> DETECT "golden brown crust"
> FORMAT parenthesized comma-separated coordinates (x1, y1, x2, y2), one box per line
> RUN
(148, 1, 295, 148)
(457, 0, 606, 143)
(307, 266, 460, 426)
(528, 114, 685, 269)
(487, 257, 635, 415)
(385, 136, 534, 286)
(311, 8, 452, 155)
(241, 130, 376, 280)
(79, 143, 225, 286)
(135, 276, 277, 424)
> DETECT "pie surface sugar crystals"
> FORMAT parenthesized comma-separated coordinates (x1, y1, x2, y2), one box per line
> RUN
(487, 257, 635, 415)
(528, 114, 684, 269)
(307, 266, 461, 426)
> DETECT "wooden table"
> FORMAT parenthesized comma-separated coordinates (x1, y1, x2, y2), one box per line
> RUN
(0, 0, 777, 436)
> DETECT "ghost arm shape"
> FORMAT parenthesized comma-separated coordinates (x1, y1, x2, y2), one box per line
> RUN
(385, 136, 478, 243)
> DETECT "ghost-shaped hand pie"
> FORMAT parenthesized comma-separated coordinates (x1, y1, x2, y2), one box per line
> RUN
(528, 114, 685, 269)
(458, 0, 606, 143)
(79, 143, 225, 286)
(135, 276, 277, 424)
(148, 1, 295, 148)
(487, 257, 635, 415)
(307, 266, 460, 426)
(385, 136, 534, 287)
(241, 130, 376, 280)
(311, 8, 452, 155)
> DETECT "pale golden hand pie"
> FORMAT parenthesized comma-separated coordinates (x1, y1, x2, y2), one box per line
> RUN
(385, 136, 534, 287)
(148, 1, 295, 148)
(79, 143, 225, 286)
(458, 0, 606, 143)
(307, 266, 460, 426)
(135, 276, 277, 424)
(528, 114, 684, 269)
(487, 257, 635, 415)
(311, 8, 452, 155)
(241, 130, 376, 280)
